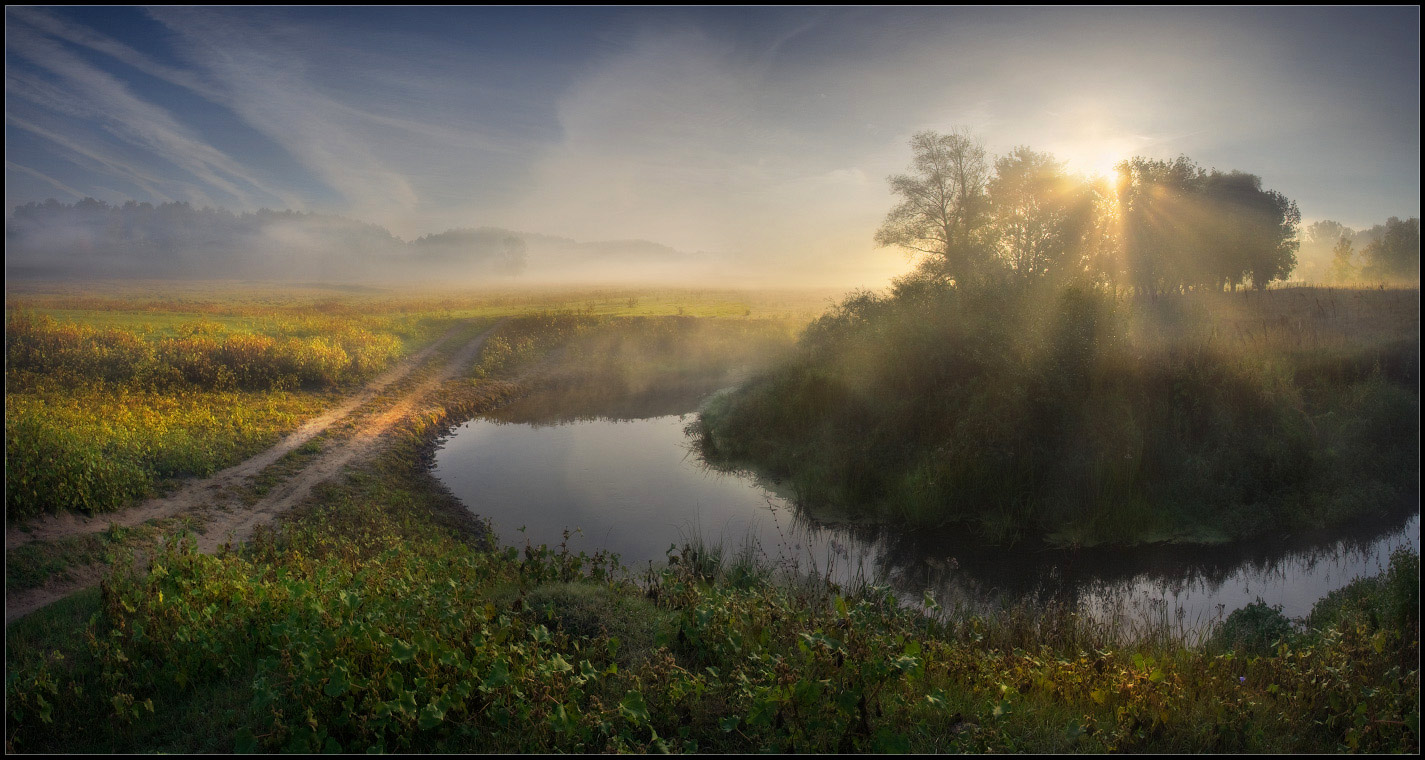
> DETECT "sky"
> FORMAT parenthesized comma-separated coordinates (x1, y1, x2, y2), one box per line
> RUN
(5, 6, 1420, 287)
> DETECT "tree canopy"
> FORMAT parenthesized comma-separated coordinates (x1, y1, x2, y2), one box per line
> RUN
(986, 147, 1096, 284)
(1361, 216, 1421, 283)
(877, 132, 1313, 294)
(873, 130, 992, 285)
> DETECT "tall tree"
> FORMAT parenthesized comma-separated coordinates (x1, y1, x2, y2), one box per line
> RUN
(875, 130, 992, 285)
(1115, 158, 1299, 292)
(1299, 220, 1356, 283)
(1114, 156, 1205, 295)
(1202, 171, 1300, 290)
(987, 147, 1094, 283)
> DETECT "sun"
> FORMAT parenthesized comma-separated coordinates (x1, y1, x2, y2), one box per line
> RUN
(1047, 109, 1141, 179)
(1056, 139, 1133, 181)
(1071, 149, 1127, 180)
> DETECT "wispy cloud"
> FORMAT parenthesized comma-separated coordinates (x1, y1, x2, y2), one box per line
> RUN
(5, 160, 85, 199)
(7, 22, 299, 209)
(7, 6, 225, 102)
(6, 114, 176, 201)
(143, 7, 555, 235)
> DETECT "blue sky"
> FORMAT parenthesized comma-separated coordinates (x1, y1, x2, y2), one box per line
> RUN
(5, 6, 1420, 285)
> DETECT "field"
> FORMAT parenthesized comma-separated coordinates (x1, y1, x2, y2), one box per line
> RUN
(3, 282, 1419, 753)
(5, 283, 825, 519)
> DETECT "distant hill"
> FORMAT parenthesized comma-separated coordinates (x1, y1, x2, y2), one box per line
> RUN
(4, 199, 710, 284)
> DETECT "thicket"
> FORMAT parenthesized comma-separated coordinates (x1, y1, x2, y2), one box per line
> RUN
(692, 283, 1419, 545)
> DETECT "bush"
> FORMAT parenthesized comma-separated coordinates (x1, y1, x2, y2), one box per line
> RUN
(1212, 599, 1295, 656)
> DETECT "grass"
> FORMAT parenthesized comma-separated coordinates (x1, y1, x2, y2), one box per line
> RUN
(3, 295, 458, 520)
(7, 517, 1417, 752)
(6, 305, 1418, 753)
(2, 284, 795, 588)
(5, 384, 334, 520)
(6, 281, 840, 323)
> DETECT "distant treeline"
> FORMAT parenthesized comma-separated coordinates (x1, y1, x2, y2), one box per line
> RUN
(4, 198, 526, 281)
(1296, 217, 1421, 286)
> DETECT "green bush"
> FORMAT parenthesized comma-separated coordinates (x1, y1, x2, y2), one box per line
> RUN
(1212, 599, 1296, 656)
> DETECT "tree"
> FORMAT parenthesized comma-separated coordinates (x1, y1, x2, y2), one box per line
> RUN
(874, 130, 992, 285)
(1299, 220, 1355, 283)
(987, 147, 1095, 283)
(1114, 156, 1206, 295)
(1361, 216, 1421, 283)
(1115, 157, 1300, 293)
(1328, 235, 1357, 284)
(1201, 171, 1299, 290)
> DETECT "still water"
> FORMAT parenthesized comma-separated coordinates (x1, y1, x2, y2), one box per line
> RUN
(434, 395, 1419, 638)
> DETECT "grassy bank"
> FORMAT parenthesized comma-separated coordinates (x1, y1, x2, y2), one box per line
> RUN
(692, 283, 1419, 545)
(476, 313, 797, 422)
(6, 309, 1419, 753)
(6, 467, 1418, 752)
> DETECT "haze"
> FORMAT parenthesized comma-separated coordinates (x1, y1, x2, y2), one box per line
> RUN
(5, 6, 1420, 287)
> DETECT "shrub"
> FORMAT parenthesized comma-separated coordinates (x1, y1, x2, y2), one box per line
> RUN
(1212, 599, 1295, 656)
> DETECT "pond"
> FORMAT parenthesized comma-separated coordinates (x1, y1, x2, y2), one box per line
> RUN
(434, 388, 1419, 639)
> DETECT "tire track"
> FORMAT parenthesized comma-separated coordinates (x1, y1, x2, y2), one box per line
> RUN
(6, 321, 469, 551)
(6, 321, 499, 624)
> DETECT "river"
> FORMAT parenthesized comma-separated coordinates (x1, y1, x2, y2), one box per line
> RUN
(434, 389, 1419, 640)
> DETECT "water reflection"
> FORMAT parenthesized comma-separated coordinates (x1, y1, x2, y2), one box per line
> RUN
(435, 392, 1419, 638)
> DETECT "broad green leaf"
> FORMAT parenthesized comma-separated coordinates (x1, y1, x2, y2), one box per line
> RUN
(391, 638, 417, 663)
(418, 703, 445, 730)
(620, 690, 650, 725)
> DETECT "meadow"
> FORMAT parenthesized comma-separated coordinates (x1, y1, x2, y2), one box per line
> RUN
(4, 284, 1418, 753)
(4, 283, 824, 523)
(5, 306, 441, 521)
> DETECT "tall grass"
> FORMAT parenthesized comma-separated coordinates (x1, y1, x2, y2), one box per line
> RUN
(6, 311, 416, 392)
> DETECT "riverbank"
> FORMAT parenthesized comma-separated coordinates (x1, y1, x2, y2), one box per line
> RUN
(6, 312, 1419, 753)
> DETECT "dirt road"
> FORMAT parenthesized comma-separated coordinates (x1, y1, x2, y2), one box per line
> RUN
(5, 320, 499, 624)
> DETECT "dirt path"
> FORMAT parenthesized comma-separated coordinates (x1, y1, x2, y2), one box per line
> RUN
(5, 321, 499, 624)
(6, 321, 468, 552)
